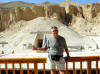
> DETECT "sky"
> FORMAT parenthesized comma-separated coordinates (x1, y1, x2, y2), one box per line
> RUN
(0, 0, 100, 4)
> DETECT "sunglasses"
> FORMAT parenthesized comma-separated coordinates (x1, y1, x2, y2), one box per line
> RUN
(52, 30, 58, 32)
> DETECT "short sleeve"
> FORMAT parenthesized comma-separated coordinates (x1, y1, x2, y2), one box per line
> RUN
(42, 38, 49, 48)
(63, 38, 68, 48)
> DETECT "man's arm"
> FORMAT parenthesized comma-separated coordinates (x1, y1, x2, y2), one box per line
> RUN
(32, 47, 47, 51)
(37, 48, 47, 51)
(65, 48, 70, 58)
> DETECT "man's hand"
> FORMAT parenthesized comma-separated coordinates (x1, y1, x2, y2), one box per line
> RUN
(32, 47, 37, 50)
(64, 56, 71, 61)
(67, 56, 71, 60)
(32, 47, 47, 51)
(32, 45, 37, 50)
(32, 46, 38, 50)
(65, 48, 70, 60)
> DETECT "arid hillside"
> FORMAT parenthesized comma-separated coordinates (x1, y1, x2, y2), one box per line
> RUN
(0, 1, 100, 35)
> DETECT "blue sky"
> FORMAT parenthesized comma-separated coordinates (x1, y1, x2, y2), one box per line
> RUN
(0, 0, 99, 4)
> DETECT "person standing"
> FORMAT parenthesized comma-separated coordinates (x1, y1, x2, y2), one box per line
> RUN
(32, 26, 70, 74)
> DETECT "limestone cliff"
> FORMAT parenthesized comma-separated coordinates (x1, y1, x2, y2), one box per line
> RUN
(65, 1, 100, 25)
(0, 1, 100, 35)
(0, 1, 67, 31)
(64, 1, 100, 35)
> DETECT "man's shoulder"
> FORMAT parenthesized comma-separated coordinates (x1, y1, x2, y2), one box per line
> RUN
(46, 35, 53, 40)
(59, 35, 65, 40)
(46, 35, 65, 40)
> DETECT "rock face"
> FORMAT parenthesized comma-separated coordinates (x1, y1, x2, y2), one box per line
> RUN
(82, 3, 100, 22)
(0, 1, 100, 35)
(0, 5, 45, 31)
(64, 1, 100, 35)
(65, 1, 100, 25)
(0, 1, 67, 32)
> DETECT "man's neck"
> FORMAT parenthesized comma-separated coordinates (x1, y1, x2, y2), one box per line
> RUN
(53, 35, 59, 39)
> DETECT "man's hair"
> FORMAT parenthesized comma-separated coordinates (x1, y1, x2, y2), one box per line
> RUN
(51, 26, 58, 30)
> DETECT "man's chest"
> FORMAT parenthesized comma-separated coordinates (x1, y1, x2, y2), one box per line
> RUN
(49, 38, 64, 47)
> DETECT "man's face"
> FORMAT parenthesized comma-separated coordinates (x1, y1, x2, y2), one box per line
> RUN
(51, 28, 58, 35)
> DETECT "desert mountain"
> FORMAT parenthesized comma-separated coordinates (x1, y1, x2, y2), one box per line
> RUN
(0, 1, 100, 35)
(0, 1, 35, 8)
(0, 17, 84, 49)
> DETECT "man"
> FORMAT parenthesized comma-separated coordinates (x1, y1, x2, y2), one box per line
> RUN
(32, 26, 70, 74)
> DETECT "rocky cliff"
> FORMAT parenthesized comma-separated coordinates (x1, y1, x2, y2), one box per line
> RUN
(0, 1, 100, 35)
(0, 1, 67, 31)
